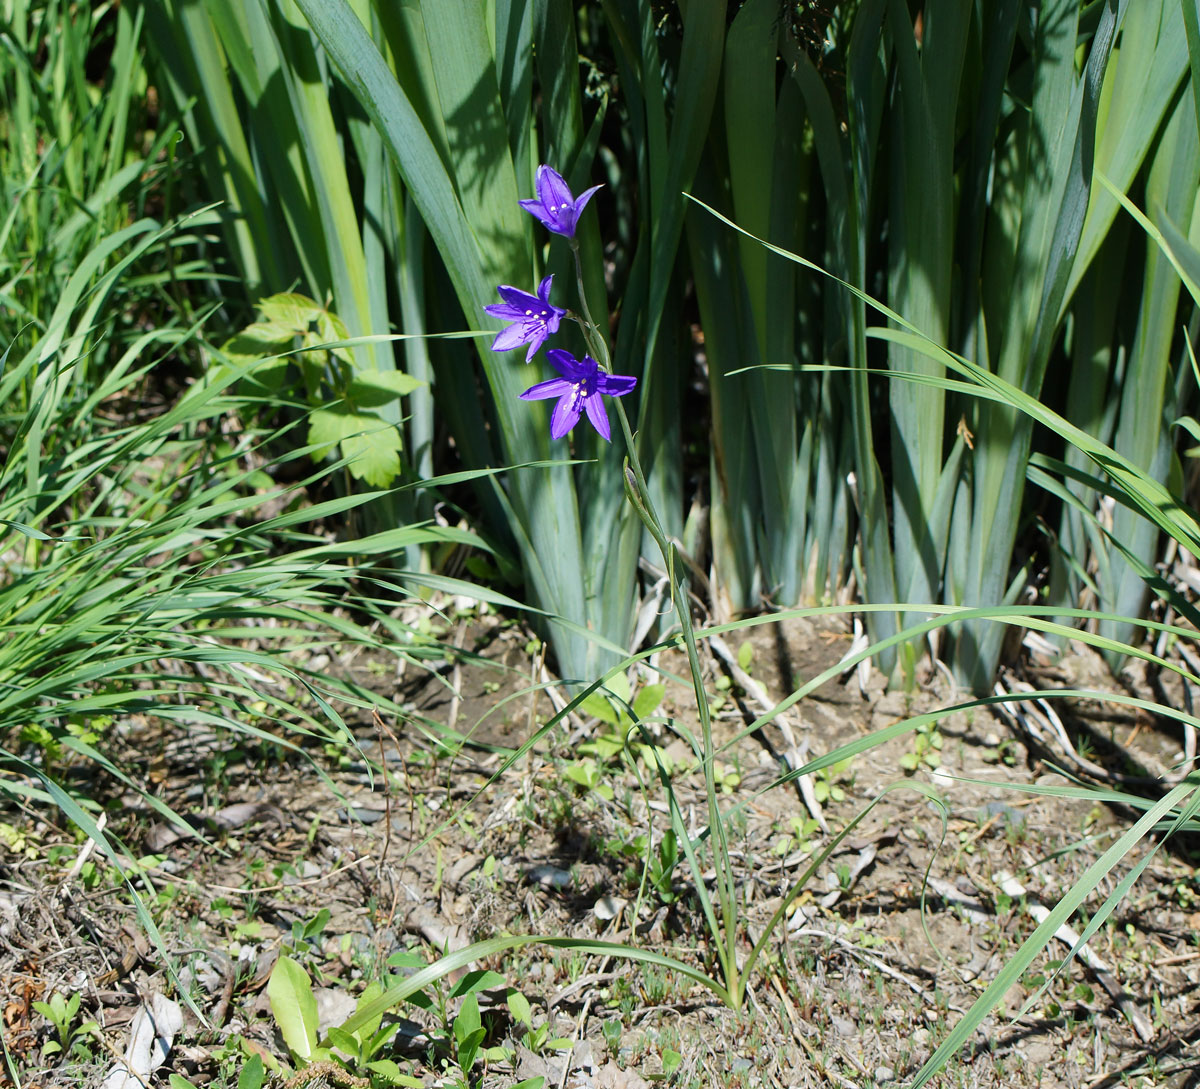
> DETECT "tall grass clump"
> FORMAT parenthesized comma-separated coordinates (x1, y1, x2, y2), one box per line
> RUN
(0, 0, 493, 888)
(137, 0, 1197, 695)
(0, 1, 196, 372)
(0, 305, 489, 839)
(136, 0, 733, 681)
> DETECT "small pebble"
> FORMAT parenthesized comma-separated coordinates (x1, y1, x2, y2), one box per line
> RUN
(527, 864, 572, 889)
(875, 1066, 895, 1083)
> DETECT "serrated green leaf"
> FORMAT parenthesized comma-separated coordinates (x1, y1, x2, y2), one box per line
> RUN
(220, 324, 295, 361)
(259, 291, 325, 328)
(341, 427, 402, 487)
(308, 407, 365, 458)
(348, 369, 425, 405)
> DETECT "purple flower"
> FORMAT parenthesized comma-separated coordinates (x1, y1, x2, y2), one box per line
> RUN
(484, 275, 566, 361)
(520, 349, 637, 442)
(519, 165, 602, 239)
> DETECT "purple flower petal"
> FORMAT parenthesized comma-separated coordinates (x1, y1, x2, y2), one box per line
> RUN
(520, 377, 573, 401)
(571, 184, 603, 220)
(583, 392, 612, 441)
(536, 165, 574, 210)
(491, 325, 533, 352)
(518, 197, 559, 233)
(596, 372, 637, 397)
(546, 348, 590, 380)
(550, 388, 584, 439)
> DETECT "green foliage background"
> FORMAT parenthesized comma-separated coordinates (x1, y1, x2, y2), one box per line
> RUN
(122, 0, 1200, 691)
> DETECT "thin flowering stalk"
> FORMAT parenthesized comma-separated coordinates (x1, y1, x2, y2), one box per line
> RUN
(612, 394, 740, 1001)
(550, 188, 739, 995)
(502, 166, 740, 998)
(568, 238, 612, 372)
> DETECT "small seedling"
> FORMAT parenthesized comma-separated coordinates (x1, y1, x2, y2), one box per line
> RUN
(899, 722, 942, 772)
(33, 991, 100, 1061)
(714, 760, 741, 795)
(563, 757, 614, 800)
(708, 673, 733, 715)
(506, 988, 571, 1054)
(647, 830, 680, 904)
(774, 816, 821, 857)
(812, 757, 855, 803)
(579, 674, 669, 773)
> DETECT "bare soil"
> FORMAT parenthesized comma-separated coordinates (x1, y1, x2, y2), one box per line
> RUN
(3, 612, 1199, 1089)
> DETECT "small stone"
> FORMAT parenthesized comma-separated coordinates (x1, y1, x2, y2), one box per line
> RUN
(875, 1066, 896, 1083)
(983, 732, 1000, 747)
(527, 864, 572, 889)
(924, 1008, 939, 1022)
(593, 895, 626, 921)
(912, 1028, 930, 1047)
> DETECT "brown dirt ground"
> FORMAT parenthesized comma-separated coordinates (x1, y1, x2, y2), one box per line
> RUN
(3, 612, 1199, 1089)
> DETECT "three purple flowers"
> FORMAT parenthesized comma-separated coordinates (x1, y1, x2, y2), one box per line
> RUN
(483, 165, 636, 443)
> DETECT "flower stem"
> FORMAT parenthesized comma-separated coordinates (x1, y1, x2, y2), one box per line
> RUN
(567, 234, 740, 1005)
(569, 239, 611, 371)
(612, 397, 741, 1005)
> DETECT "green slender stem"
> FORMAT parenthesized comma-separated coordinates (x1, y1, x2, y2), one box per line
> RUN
(569, 239, 612, 370)
(611, 397, 740, 1003)
(562, 234, 741, 1004)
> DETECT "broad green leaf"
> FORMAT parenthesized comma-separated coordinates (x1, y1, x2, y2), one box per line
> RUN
(449, 969, 506, 998)
(506, 988, 532, 1026)
(308, 407, 371, 458)
(453, 992, 485, 1072)
(632, 683, 665, 720)
(340, 427, 402, 487)
(237, 1055, 265, 1089)
(259, 292, 327, 328)
(324, 1026, 360, 1058)
(267, 955, 319, 1061)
